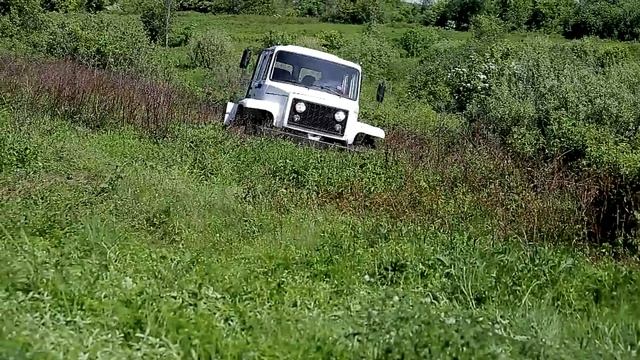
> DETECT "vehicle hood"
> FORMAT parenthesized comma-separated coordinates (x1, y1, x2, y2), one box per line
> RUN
(265, 82, 359, 112)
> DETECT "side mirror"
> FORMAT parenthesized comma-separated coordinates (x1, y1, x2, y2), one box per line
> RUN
(240, 48, 251, 69)
(376, 81, 386, 103)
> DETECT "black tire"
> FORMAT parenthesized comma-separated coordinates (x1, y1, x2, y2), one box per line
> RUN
(353, 134, 377, 150)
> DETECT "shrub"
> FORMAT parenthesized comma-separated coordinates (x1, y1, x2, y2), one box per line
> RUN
(437, 0, 485, 31)
(408, 39, 468, 112)
(188, 29, 233, 69)
(295, 0, 324, 17)
(0, 0, 45, 35)
(411, 36, 640, 245)
(239, 0, 276, 15)
(84, 0, 106, 12)
(565, 0, 640, 41)
(470, 14, 506, 41)
(323, 0, 383, 24)
(168, 24, 192, 47)
(496, 0, 534, 30)
(566, 37, 630, 68)
(526, 0, 575, 33)
(337, 27, 398, 81)
(397, 27, 442, 57)
(40, 0, 84, 12)
(140, 1, 173, 45)
(315, 30, 346, 51)
(259, 30, 295, 48)
(42, 14, 154, 72)
(118, 0, 153, 13)
(421, 0, 447, 27)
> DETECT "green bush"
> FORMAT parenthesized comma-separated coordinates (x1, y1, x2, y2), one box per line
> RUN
(566, 37, 631, 68)
(437, 0, 485, 30)
(0, 15, 15, 38)
(526, 0, 575, 33)
(0, 0, 45, 36)
(421, 0, 447, 27)
(84, 0, 106, 12)
(259, 30, 295, 48)
(496, 0, 534, 30)
(337, 26, 398, 81)
(140, 2, 172, 45)
(408, 39, 468, 111)
(40, 0, 84, 12)
(314, 30, 346, 51)
(117, 0, 152, 13)
(470, 14, 506, 41)
(295, 0, 324, 17)
(565, 0, 640, 41)
(397, 27, 442, 57)
(42, 14, 154, 72)
(410, 35, 640, 244)
(168, 24, 193, 47)
(240, 0, 276, 15)
(188, 29, 233, 69)
(323, 0, 384, 24)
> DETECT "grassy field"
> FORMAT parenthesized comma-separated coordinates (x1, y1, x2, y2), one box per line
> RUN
(1, 11, 640, 359)
(2, 108, 640, 359)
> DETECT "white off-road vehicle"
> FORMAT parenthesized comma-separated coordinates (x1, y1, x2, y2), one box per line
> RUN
(223, 45, 386, 149)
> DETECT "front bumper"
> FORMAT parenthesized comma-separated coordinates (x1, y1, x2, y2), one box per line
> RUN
(255, 125, 362, 152)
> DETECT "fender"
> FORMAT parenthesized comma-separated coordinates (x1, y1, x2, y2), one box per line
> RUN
(345, 121, 385, 145)
(225, 99, 282, 126)
(239, 98, 282, 126)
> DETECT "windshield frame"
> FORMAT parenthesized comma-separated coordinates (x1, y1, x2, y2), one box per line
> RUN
(268, 50, 361, 101)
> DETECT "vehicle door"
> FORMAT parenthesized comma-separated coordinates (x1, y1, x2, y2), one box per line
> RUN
(246, 50, 273, 99)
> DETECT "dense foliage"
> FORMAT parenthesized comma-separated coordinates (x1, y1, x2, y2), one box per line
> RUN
(3, 0, 640, 40)
(1, 8, 640, 358)
(140, 1, 173, 45)
(1, 108, 637, 358)
(407, 33, 640, 247)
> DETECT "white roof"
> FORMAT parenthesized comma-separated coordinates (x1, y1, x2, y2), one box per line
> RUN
(268, 45, 361, 72)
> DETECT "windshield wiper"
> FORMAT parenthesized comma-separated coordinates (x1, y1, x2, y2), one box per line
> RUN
(311, 84, 344, 97)
(274, 79, 346, 97)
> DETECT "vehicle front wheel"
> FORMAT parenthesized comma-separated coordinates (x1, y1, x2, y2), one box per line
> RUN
(353, 134, 378, 150)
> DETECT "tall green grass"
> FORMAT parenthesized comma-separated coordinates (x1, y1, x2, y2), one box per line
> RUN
(1, 105, 639, 358)
(1, 11, 640, 358)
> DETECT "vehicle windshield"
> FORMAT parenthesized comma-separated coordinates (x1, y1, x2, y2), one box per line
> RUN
(269, 50, 360, 101)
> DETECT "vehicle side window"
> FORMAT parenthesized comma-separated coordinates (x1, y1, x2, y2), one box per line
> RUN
(253, 51, 272, 83)
(259, 52, 273, 81)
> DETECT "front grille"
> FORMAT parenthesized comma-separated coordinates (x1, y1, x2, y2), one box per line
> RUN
(287, 99, 347, 136)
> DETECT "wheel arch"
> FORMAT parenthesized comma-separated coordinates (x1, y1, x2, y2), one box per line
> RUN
(346, 122, 385, 145)
(238, 98, 281, 126)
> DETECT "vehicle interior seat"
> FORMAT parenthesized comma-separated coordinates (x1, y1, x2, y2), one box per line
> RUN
(301, 75, 316, 86)
(272, 67, 292, 82)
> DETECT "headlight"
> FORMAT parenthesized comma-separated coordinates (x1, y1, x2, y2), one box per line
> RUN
(295, 102, 306, 113)
(334, 111, 346, 122)
(335, 124, 343, 132)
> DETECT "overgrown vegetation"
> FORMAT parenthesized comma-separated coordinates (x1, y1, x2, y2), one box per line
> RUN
(1, 2, 640, 357)
(0, 55, 220, 135)
(408, 35, 640, 250)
